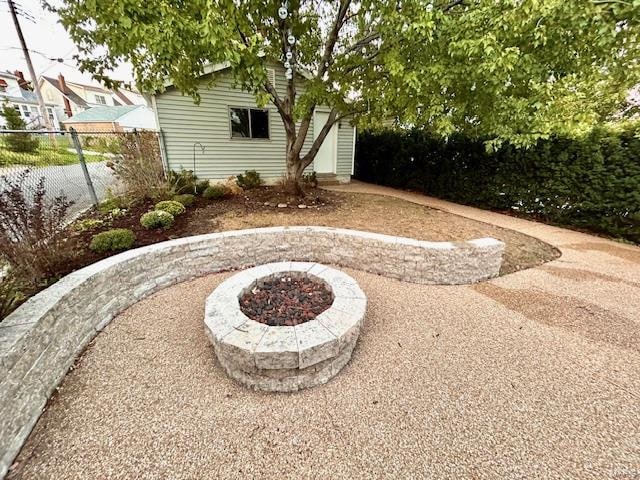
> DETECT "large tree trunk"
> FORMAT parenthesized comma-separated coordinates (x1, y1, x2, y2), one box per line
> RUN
(282, 110, 338, 196)
(284, 138, 307, 196)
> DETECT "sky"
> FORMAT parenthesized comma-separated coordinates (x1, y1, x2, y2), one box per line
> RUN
(0, 0, 133, 86)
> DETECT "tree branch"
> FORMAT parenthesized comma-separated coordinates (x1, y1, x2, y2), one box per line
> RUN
(343, 32, 380, 55)
(340, 51, 382, 77)
(264, 79, 289, 122)
(442, 0, 465, 12)
(317, 0, 352, 80)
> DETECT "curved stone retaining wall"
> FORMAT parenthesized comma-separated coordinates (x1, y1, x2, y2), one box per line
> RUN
(0, 226, 504, 478)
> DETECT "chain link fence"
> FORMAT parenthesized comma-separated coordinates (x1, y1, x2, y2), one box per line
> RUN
(0, 129, 165, 218)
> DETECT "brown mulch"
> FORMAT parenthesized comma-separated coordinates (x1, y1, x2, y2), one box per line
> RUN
(239, 275, 333, 326)
(66, 186, 558, 278)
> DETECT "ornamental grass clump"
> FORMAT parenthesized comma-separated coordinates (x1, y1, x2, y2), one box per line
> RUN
(140, 210, 174, 230)
(155, 200, 186, 216)
(89, 228, 136, 253)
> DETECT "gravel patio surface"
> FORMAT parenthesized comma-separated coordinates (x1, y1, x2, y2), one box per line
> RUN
(7, 183, 640, 479)
(9, 264, 640, 479)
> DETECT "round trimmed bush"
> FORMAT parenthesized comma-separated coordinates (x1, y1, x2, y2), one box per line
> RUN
(203, 185, 225, 200)
(89, 228, 135, 253)
(140, 210, 174, 230)
(172, 194, 195, 207)
(155, 200, 186, 216)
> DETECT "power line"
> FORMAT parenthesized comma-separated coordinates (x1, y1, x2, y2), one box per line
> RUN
(0, 0, 36, 22)
(0, 46, 64, 63)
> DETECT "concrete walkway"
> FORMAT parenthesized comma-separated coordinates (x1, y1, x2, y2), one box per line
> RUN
(8, 182, 640, 479)
(329, 181, 640, 351)
(327, 180, 640, 283)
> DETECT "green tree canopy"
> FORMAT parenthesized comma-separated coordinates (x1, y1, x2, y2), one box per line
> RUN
(51, 0, 640, 188)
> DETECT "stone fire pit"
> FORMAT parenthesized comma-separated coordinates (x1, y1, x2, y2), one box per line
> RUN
(204, 262, 366, 392)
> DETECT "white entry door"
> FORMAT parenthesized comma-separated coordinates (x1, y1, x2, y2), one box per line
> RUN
(313, 111, 337, 174)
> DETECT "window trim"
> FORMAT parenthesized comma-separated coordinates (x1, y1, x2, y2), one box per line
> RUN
(228, 106, 271, 141)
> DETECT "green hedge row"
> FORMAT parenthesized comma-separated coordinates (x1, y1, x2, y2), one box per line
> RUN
(354, 124, 640, 243)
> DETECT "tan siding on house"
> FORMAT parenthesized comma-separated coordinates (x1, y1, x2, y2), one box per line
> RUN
(154, 63, 354, 181)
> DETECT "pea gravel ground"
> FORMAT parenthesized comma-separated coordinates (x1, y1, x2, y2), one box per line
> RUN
(7, 184, 640, 479)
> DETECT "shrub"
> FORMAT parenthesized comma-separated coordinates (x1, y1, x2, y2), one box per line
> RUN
(155, 200, 186, 217)
(173, 194, 195, 207)
(73, 218, 105, 232)
(89, 228, 135, 253)
(220, 176, 243, 195)
(236, 170, 262, 190)
(140, 210, 174, 229)
(355, 124, 640, 243)
(98, 194, 127, 213)
(196, 180, 211, 194)
(202, 185, 225, 200)
(109, 131, 168, 200)
(168, 169, 198, 194)
(108, 207, 127, 219)
(0, 171, 74, 286)
(0, 270, 27, 321)
(0, 104, 39, 153)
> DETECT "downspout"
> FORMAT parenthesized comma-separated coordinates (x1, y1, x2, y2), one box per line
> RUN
(150, 94, 169, 174)
(351, 123, 356, 176)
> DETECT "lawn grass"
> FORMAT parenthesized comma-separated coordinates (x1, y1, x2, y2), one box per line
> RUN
(0, 136, 106, 167)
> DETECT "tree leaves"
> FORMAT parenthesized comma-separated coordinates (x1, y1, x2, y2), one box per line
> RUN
(53, 0, 640, 146)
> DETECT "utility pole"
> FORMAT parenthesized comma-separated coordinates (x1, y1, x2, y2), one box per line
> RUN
(8, 0, 53, 131)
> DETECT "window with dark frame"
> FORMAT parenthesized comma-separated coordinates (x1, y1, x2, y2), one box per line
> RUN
(230, 107, 269, 139)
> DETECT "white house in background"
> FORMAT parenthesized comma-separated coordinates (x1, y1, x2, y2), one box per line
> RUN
(38, 74, 148, 122)
(152, 62, 355, 184)
(0, 71, 61, 129)
(62, 105, 157, 132)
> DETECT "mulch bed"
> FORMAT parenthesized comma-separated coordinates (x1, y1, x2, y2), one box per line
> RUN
(66, 186, 340, 273)
(239, 275, 333, 326)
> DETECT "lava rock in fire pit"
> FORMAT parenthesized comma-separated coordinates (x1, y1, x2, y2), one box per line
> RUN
(240, 276, 333, 326)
